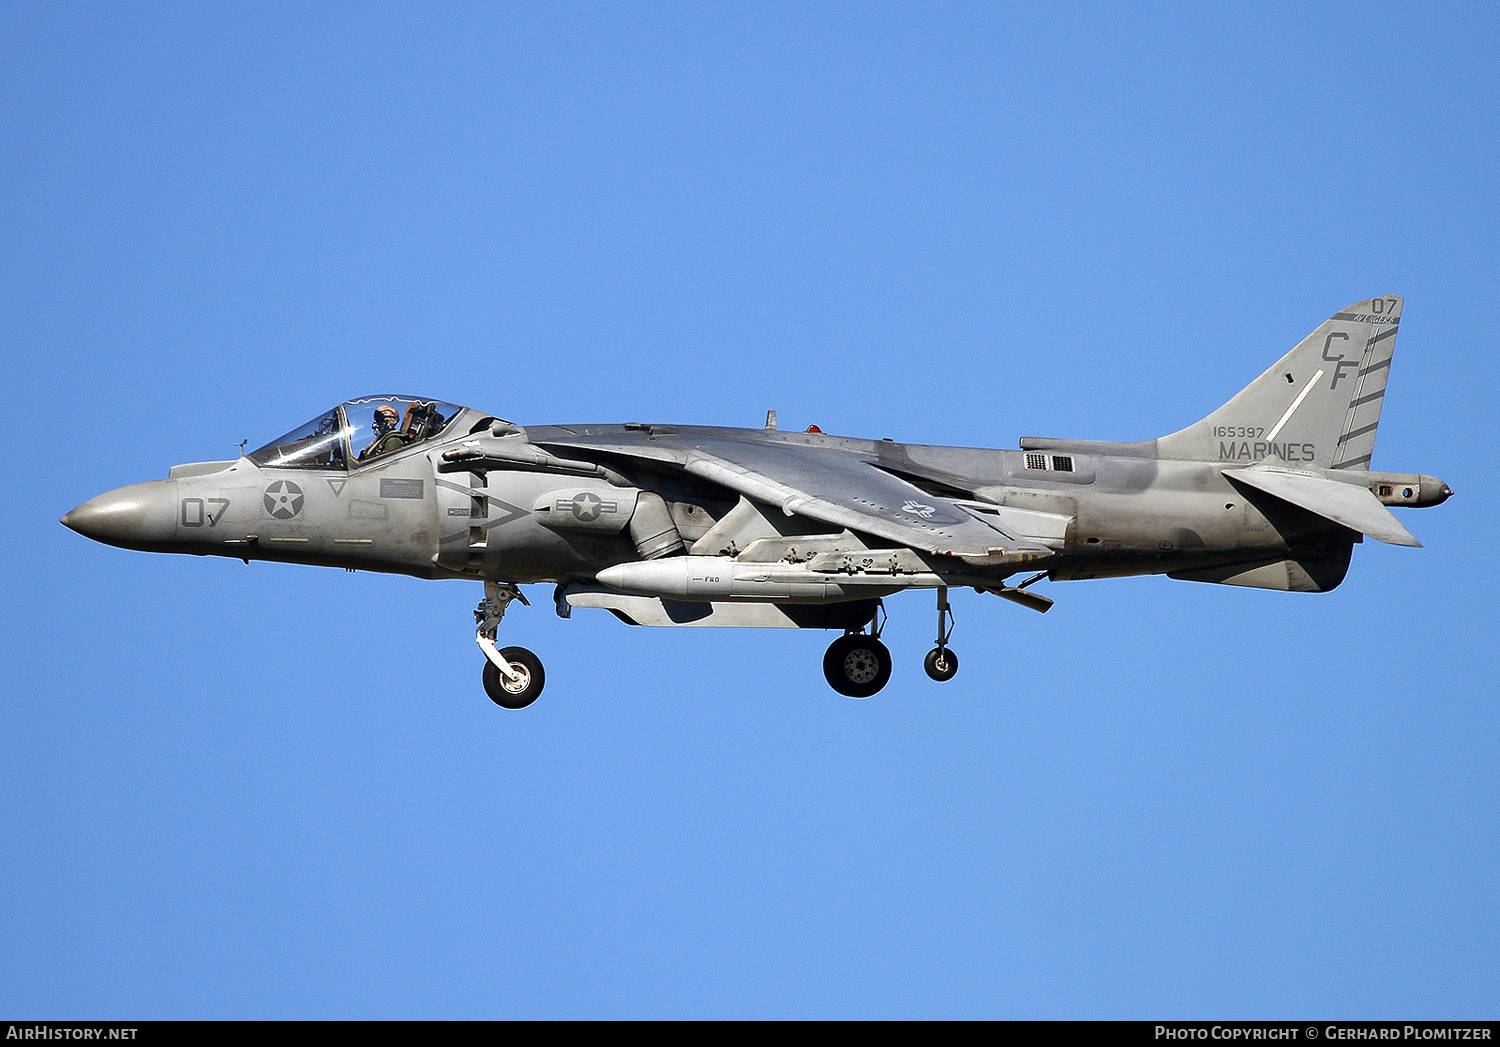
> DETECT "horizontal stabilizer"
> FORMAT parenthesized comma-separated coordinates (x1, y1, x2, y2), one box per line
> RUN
(1225, 466, 1420, 547)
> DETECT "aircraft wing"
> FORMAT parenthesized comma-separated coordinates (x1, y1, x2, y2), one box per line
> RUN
(534, 430, 1051, 566)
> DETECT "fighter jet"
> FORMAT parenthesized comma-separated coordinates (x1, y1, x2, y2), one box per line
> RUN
(63, 296, 1450, 707)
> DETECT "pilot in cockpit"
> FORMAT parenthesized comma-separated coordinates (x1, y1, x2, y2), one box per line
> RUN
(358, 403, 411, 461)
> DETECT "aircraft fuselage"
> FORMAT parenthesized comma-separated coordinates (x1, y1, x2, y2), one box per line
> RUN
(64, 418, 1445, 594)
(60, 297, 1454, 702)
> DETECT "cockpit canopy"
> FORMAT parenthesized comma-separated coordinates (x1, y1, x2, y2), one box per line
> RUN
(248, 397, 464, 470)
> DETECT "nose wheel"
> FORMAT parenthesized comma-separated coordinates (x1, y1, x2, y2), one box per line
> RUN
(475, 581, 545, 709)
(482, 647, 545, 708)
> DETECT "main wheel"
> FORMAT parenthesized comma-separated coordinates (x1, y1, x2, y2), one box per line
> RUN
(823, 634, 892, 698)
(482, 646, 545, 709)
(923, 646, 959, 682)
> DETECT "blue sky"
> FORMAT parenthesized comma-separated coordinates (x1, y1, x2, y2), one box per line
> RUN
(4, 1, 1497, 1018)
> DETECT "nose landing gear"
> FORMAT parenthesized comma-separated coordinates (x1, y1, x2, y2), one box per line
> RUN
(475, 581, 544, 708)
(482, 647, 545, 709)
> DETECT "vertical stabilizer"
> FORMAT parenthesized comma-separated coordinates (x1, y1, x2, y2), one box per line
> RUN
(1156, 296, 1402, 468)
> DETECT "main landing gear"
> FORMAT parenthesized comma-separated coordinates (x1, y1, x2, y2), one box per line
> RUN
(823, 632, 893, 698)
(475, 581, 545, 709)
(822, 587, 964, 697)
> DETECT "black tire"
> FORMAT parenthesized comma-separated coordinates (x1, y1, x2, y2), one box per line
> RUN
(483, 646, 545, 709)
(923, 646, 959, 682)
(823, 634, 892, 698)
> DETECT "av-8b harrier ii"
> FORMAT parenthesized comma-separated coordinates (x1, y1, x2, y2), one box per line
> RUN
(64, 296, 1450, 706)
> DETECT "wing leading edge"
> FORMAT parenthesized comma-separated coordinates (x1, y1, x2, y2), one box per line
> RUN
(535, 430, 1051, 567)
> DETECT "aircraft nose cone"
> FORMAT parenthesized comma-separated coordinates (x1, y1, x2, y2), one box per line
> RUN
(62, 481, 180, 551)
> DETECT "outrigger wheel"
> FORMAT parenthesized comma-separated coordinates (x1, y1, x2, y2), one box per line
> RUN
(923, 646, 959, 682)
(924, 585, 959, 683)
(823, 633, 893, 698)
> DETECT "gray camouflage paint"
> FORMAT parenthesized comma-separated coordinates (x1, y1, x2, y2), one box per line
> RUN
(64, 297, 1451, 626)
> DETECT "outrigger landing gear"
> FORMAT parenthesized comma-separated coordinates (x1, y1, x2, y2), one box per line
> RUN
(475, 581, 545, 709)
(823, 601, 892, 698)
(923, 586, 959, 682)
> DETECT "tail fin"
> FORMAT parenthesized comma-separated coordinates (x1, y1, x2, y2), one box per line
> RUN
(1156, 295, 1403, 469)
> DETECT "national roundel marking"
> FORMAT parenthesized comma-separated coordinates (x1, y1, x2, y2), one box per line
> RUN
(571, 492, 603, 522)
(264, 480, 305, 519)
